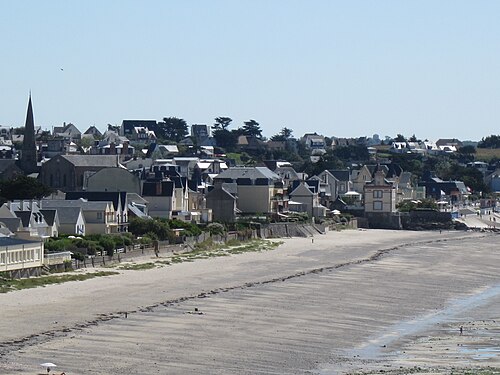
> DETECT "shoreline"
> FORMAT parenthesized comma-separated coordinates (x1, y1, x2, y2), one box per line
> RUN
(0, 229, 498, 374)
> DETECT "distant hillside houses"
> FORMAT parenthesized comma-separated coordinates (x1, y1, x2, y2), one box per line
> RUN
(4, 96, 499, 247)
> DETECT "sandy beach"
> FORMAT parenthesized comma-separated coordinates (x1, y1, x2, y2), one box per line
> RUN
(0, 229, 499, 374)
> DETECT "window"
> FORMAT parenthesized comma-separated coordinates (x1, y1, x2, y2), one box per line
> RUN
(373, 201, 383, 210)
(97, 212, 103, 220)
(373, 190, 383, 198)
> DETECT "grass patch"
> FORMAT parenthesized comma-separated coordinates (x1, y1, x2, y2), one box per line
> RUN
(118, 262, 157, 271)
(0, 271, 119, 293)
(169, 239, 283, 264)
(475, 148, 500, 162)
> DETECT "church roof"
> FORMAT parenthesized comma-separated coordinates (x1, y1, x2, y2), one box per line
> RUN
(60, 155, 120, 167)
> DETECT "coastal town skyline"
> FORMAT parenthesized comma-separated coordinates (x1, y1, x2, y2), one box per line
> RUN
(2, 1, 500, 140)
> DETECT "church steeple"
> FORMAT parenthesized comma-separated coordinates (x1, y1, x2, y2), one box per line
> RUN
(19, 93, 38, 174)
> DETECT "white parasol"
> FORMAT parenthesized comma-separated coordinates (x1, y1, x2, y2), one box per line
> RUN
(40, 362, 57, 373)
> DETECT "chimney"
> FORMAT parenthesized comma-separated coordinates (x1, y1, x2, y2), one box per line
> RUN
(122, 141, 129, 156)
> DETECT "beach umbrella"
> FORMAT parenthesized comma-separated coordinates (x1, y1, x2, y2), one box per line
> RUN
(40, 363, 57, 373)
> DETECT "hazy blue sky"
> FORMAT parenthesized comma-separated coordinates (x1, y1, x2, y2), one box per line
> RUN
(1, 1, 499, 141)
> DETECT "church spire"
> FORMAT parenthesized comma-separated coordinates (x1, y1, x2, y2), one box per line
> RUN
(19, 93, 38, 174)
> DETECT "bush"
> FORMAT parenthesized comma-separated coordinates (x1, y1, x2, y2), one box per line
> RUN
(99, 237, 115, 257)
(206, 223, 226, 236)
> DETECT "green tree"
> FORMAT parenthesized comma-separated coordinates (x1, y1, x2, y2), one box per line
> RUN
(270, 127, 293, 141)
(408, 134, 420, 142)
(99, 236, 115, 257)
(79, 136, 95, 151)
(158, 117, 188, 142)
(458, 145, 476, 155)
(212, 117, 232, 131)
(242, 119, 262, 138)
(129, 217, 172, 241)
(394, 134, 406, 142)
(397, 198, 438, 212)
(0, 175, 52, 201)
(332, 145, 370, 162)
(478, 135, 500, 148)
(213, 129, 239, 151)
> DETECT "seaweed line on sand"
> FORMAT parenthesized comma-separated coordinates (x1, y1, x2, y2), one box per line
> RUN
(0, 232, 496, 358)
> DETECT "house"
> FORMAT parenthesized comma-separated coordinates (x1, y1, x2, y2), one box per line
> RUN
(237, 135, 265, 152)
(93, 131, 134, 159)
(39, 209, 59, 237)
(130, 127, 156, 143)
(328, 170, 352, 195)
(65, 191, 128, 232)
(331, 137, 358, 148)
(485, 169, 500, 193)
(40, 155, 122, 191)
(121, 120, 157, 138)
(171, 176, 189, 213)
(14, 210, 52, 239)
(436, 138, 462, 148)
(390, 142, 408, 153)
(302, 133, 326, 151)
(0, 144, 14, 159)
(2, 201, 57, 239)
(288, 181, 327, 219)
(418, 172, 469, 202)
(275, 166, 303, 190)
(351, 165, 373, 195)
(173, 157, 199, 180)
(141, 179, 175, 219)
(309, 170, 340, 208)
(192, 159, 229, 187)
(82, 126, 102, 139)
(53, 206, 86, 235)
(0, 237, 45, 278)
(0, 127, 12, 142)
(42, 198, 116, 234)
(85, 167, 142, 195)
(41, 138, 66, 158)
(191, 124, 210, 140)
(364, 170, 397, 214)
(0, 159, 23, 181)
(213, 167, 284, 215)
(205, 184, 237, 222)
(52, 123, 81, 140)
(152, 144, 179, 157)
(127, 193, 150, 219)
(364, 170, 400, 229)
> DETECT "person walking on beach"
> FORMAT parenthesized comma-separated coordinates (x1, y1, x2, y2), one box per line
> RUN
(460, 326, 463, 335)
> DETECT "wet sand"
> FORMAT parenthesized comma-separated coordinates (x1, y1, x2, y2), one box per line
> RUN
(0, 230, 499, 374)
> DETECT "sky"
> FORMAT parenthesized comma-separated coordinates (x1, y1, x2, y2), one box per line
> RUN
(1, 0, 499, 141)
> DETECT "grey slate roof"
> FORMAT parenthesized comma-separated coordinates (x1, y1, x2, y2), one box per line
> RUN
(215, 167, 281, 182)
(14, 211, 31, 227)
(39, 209, 57, 226)
(329, 170, 351, 182)
(42, 199, 109, 211)
(55, 207, 83, 224)
(65, 191, 126, 211)
(0, 218, 22, 233)
(61, 155, 120, 167)
(0, 237, 40, 246)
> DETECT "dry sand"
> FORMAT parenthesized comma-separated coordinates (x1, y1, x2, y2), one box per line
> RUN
(0, 229, 499, 374)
